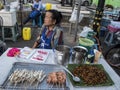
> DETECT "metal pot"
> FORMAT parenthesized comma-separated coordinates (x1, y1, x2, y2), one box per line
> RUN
(55, 45, 71, 66)
(72, 46, 88, 64)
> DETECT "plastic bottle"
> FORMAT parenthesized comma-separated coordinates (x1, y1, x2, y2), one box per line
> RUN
(22, 27, 31, 40)
(87, 48, 95, 63)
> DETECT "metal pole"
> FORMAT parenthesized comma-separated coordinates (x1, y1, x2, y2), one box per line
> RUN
(19, 0, 23, 30)
(74, 0, 82, 41)
(72, 0, 75, 10)
(3, 0, 6, 5)
(93, 0, 105, 38)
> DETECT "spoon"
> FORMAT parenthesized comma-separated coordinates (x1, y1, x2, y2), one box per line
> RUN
(60, 65, 80, 82)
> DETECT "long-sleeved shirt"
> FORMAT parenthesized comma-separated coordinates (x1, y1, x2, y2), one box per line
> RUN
(32, 0, 42, 11)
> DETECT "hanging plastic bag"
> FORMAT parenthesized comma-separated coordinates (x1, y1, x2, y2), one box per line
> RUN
(69, 7, 84, 23)
(79, 26, 93, 37)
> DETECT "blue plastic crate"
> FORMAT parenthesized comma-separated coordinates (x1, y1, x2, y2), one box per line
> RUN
(100, 19, 111, 27)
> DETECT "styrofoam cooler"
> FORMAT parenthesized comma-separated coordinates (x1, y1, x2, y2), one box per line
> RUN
(22, 27, 31, 40)
(0, 9, 16, 26)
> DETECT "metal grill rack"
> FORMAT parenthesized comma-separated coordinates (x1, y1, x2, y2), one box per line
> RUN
(2, 62, 70, 90)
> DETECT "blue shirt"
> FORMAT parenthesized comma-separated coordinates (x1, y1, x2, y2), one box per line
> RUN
(32, 0, 42, 11)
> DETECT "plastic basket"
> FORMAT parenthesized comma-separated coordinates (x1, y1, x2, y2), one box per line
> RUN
(79, 38, 94, 51)
(108, 25, 120, 32)
(100, 19, 111, 27)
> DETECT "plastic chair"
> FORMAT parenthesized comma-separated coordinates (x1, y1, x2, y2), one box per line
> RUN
(99, 26, 108, 37)
(104, 25, 120, 46)
(0, 15, 19, 42)
(99, 19, 111, 37)
(32, 15, 43, 27)
(1, 23, 19, 42)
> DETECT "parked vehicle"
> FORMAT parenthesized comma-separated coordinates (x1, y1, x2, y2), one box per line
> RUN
(76, 0, 92, 6)
(56, 0, 92, 6)
(104, 31, 120, 69)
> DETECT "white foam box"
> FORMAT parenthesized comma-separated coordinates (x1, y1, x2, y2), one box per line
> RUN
(0, 9, 17, 26)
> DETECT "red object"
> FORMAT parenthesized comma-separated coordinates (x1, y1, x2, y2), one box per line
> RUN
(7, 48, 20, 57)
(108, 25, 120, 32)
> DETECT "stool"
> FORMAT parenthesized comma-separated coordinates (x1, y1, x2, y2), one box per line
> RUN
(99, 26, 108, 37)
(104, 25, 120, 46)
(104, 31, 114, 46)
(32, 15, 42, 27)
(1, 23, 19, 42)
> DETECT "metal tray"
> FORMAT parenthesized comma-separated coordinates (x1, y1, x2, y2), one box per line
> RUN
(1, 62, 70, 90)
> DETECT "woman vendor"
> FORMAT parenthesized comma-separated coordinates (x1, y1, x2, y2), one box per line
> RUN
(32, 9, 63, 49)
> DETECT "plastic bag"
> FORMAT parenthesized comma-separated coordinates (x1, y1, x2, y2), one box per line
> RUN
(7, 48, 20, 57)
(79, 26, 93, 37)
(69, 7, 84, 23)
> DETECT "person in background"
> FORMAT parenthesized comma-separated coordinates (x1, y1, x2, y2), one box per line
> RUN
(23, 0, 42, 25)
(32, 9, 63, 49)
(0, 40, 7, 56)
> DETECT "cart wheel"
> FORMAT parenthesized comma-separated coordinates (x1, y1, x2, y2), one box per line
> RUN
(104, 44, 120, 69)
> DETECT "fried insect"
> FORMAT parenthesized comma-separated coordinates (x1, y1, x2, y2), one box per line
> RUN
(72, 65, 107, 85)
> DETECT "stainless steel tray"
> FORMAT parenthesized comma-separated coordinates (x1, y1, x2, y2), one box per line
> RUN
(1, 62, 70, 90)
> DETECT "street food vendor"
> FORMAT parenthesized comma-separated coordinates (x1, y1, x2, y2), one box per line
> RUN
(32, 9, 63, 49)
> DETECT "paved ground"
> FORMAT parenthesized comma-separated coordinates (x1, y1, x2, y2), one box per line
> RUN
(1, 0, 120, 76)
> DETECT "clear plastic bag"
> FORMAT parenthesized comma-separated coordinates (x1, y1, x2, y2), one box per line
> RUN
(69, 7, 84, 23)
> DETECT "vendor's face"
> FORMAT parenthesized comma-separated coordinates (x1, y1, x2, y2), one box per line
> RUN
(44, 12, 56, 26)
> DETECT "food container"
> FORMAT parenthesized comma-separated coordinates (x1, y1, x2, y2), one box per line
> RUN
(67, 64, 114, 87)
(0, 10, 16, 26)
(22, 27, 31, 40)
(72, 46, 88, 64)
(55, 45, 71, 66)
(46, 3, 52, 10)
(1, 62, 70, 90)
(79, 37, 94, 51)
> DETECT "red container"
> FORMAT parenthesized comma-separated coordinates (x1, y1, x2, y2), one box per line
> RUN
(108, 25, 120, 32)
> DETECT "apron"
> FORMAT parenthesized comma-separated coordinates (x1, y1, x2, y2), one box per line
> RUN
(39, 27, 55, 49)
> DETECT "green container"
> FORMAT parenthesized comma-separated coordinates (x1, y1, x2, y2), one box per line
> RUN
(79, 37, 94, 51)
